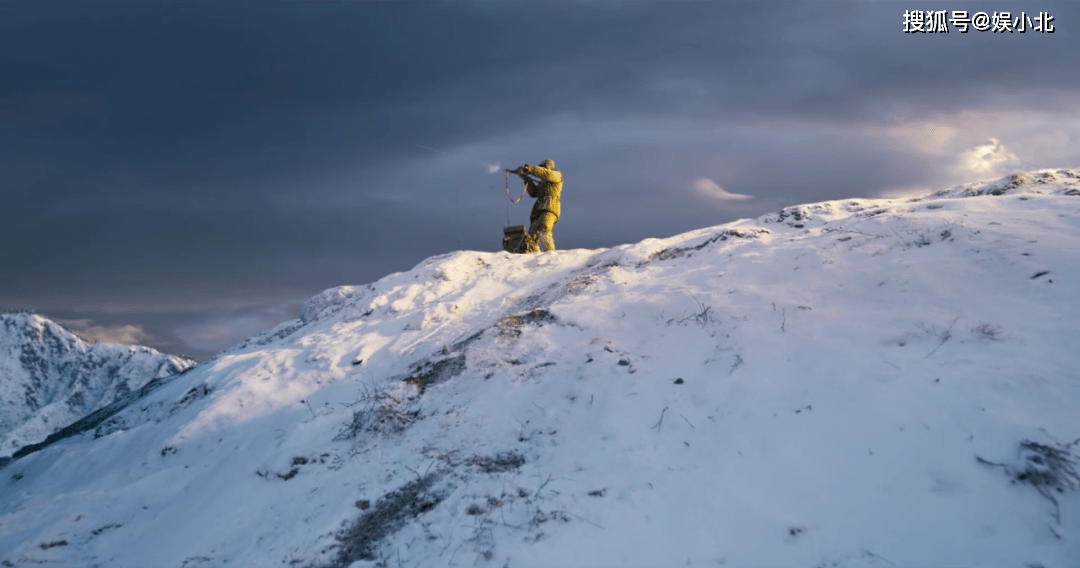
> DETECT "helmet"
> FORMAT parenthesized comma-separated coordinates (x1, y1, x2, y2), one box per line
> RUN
(539, 159, 555, 169)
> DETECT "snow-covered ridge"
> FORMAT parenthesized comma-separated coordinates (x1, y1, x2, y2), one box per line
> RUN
(1, 170, 1078, 568)
(932, 169, 1080, 199)
(0, 312, 194, 457)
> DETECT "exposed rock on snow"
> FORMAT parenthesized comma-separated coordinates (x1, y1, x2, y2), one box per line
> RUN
(0, 313, 194, 457)
(1, 170, 1078, 568)
(932, 169, 1080, 199)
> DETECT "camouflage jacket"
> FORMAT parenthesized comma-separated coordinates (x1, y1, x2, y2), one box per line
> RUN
(520, 164, 563, 222)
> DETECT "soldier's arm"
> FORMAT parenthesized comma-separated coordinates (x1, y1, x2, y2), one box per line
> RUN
(521, 164, 563, 183)
(511, 165, 541, 197)
(524, 177, 541, 197)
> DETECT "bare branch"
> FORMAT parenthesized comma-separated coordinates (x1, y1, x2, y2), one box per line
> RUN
(653, 407, 668, 432)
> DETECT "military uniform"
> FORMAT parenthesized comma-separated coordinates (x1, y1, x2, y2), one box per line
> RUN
(515, 159, 562, 252)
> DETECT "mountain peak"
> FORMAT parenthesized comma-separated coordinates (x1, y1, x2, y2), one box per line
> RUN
(1, 170, 1078, 567)
(0, 311, 194, 457)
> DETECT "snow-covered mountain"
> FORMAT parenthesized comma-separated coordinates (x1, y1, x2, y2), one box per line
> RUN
(1, 170, 1078, 568)
(0, 313, 194, 458)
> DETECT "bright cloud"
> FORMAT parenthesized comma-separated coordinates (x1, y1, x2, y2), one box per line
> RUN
(691, 178, 753, 201)
(482, 162, 502, 174)
(960, 137, 1019, 174)
(56, 318, 153, 345)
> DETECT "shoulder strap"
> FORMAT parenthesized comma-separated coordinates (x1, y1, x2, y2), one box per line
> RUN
(506, 170, 527, 203)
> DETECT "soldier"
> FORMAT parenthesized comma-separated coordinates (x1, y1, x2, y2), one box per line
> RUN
(510, 159, 563, 252)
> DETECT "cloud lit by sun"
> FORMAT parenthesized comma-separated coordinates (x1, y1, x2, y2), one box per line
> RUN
(56, 318, 153, 345)
(960, 137, 1018, 174)
(691, 178, 753, 201)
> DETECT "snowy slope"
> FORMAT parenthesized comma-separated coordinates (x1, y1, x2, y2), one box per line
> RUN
(1, 170, 1078, 568)
(0, 313, 194, 458)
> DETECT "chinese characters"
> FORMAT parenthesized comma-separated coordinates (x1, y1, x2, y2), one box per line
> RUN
(903, 11, 1055, 33)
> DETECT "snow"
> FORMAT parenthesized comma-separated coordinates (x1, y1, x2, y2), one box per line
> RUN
(0, 313, 194, 458)
(1, 169, 1079, 568)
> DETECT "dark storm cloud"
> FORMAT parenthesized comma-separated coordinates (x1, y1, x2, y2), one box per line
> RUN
(3, 2, 1076, 208)
(2, 1, 1078, 359)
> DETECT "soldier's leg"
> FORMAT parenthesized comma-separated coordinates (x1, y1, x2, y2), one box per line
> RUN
(539, 212, 556, 251)
(528, 213, 557, 252)
(523, 217, 540, 253)
(537, 226, 555, 252)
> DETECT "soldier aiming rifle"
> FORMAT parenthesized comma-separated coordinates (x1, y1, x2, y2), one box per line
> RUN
(504, 159, 562, 253)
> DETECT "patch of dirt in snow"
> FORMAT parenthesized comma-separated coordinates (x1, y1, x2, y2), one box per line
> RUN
(496, 309, 558, 338)
(329, 449, 531, 567)
(468, 451, 526, 474)
(330, 472, 450, 565)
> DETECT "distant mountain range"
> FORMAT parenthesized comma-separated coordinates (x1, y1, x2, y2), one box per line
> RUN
(0, 312, 194, 457)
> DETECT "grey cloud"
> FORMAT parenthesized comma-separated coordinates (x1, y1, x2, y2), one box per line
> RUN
(3, 1, 1078, 358)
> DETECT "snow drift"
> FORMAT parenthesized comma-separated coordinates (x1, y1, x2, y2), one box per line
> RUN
(1, 170, 1078, 567)
(0, 313, 194, 458)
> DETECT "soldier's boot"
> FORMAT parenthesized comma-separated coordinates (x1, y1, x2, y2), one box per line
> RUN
(536, 231, 555, 252)
(523, 233, 540, 253)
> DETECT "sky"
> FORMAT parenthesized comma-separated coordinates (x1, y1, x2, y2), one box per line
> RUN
(2, 0, 1078, 360)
